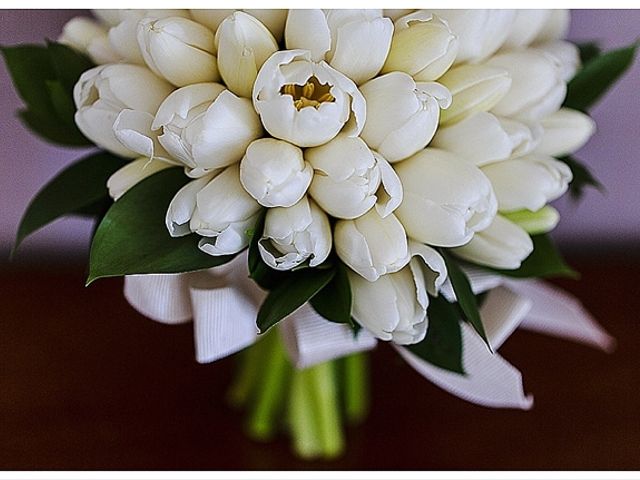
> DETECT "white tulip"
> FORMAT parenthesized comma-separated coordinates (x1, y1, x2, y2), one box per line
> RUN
(452, 215, 533, 270)
(92, 10, 121, 27)
(252, 49, 366, 148)
(191, 164, 263, 256)
(259, 197, 332, 271)
(481, 154, 573, 212)
(73, 64, 174, 157)
(535, 40, 581, 82)
(438, 64, 512, 126)
(59, 17, 120, 64)
(502, 205, 560, 235)
(165, 173, 216, 237)
(384, 9, 415, 21)
(502, 10, 551, 49)
(152, 83, 263, 177)
(536, 108, 596, 157)
(395, 148, 497, 247)
(191, 9, 288, 42)
(349, 260, 427, 344)
(113, 109, 174, 163)
(285, 9, 393, 85)
(487, 50, 566, 122)
(426, 10, 516, 64)
(239, 139, 312, 208)
(335, 208, 409, 282)
(431, 112, 540, 166)
(108, 10, 191, 65)
(532, 9, 570, 44)
(382, 11, 458, 81)
(107, 157, 173, 201)
(306, 134, 402, 219)
(137, 16, 220, 87)
(360, 73, 451, 162)
(215, 12, 279, 99)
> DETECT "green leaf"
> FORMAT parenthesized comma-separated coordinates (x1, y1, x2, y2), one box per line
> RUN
(18, 109, 90, 146)
(491, 233, 578, 279)
(310, 261, 353, 326)
(578, 41, 602, 64)
(565, 42, 638, 111)
(13, 152, 127, 255)
(441, 250, 491, 351)
(88, 168, 235, 283)
(45, 80, 76, 124)
(407, 295, 464, 375)
(1, 44, 57, 119)
(45, 40, 93, 92)
(560, 155, 605, 199)
(257, 268, 336, 333)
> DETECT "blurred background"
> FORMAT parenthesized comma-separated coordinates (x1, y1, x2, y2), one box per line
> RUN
(0, 9, 639, 264)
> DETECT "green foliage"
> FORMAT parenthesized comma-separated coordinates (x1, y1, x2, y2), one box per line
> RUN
(88, 168, 235, 284)
(13, 152, 127, 256)
(441, 250, 490, 351)
(407, 295, 465, 375)
(577, 41, 602, 64)
(565, 42, 638, 112)
(1, 42, 92, 146)
(491, 234, 578, 279)
(310, 261, 354, 327)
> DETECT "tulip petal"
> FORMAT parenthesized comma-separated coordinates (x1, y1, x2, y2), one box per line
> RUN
(373, 153, 403, 218)
(536, 108, 596, 157)
(408, 241, 448, 296)
(285, 9, 331, 61)
(166, 173, 217, 237)
(107, 157, 173, 201)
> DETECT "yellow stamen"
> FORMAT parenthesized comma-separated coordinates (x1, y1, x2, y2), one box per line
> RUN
(280, 76, 335, 111)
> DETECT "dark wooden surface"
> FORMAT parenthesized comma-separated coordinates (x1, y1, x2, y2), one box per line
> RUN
(1, 259, 639, 470)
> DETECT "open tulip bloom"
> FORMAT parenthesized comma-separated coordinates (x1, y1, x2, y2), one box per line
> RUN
(3, 8, 636, 459)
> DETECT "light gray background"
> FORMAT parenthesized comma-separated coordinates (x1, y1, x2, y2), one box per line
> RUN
(1, 9, 638, 262)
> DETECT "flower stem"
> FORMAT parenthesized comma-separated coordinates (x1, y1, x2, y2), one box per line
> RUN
(245, 331, 290, 441)
(226, 335, 269, 409)
(342, 352, 369, 424)
(289, 368, 322, 458)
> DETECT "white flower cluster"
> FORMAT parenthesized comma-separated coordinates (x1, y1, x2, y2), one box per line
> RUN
(64, 9, 596, 345)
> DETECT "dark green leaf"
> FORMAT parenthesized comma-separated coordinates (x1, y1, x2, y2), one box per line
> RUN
(407, 295, 464, 375)
(257, 268, 336, 333)
(578, 41, 602, 64)
(45, 40, 93, 92)
(18, 109, 90, 146)
(441, 250, 491, 351)
(13, 152, 127, 255)
(88, 168, 235, 283)
(1, 44, 57, 119)
(310, 261, 353, 326)
(560, 155, 605, 199)
(45, 80, 76, 124)
(491, 233, 578, 279)
(565, 42, 638, 111)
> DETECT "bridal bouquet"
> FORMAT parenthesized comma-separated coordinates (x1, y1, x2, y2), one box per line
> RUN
(4, 9, 636, 459)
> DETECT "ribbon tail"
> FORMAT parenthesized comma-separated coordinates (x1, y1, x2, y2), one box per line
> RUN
(279, 304, 377, 369)
(505, 279, 616, 352)
(124, 273, 193, 324)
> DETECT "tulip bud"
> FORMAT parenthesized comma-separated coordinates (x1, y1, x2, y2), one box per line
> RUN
(59, 17, 120, 64)
(395, 148, 497, 247)
(384, 9, 415, 21)
(382, 11, 458, 81)
(239, 139, 313, 208)
(165, 173, 216, 237)
(137, 16, 220, 87)
(502, 10, 551, 49)
(349, 260, 428, 345)
(502, 205, 560, 235)
(426, 10, 516, 64)
(108, 10, 191, 65)
(481, 154, 573, 212)
(252, 49, 366, 148)
(259, 197, 332, 271)
(438, 64, 511, 126)
(73, 64, 174, 157)
(113, 109, 174, 163)
(432, 112, 540, 166)
(92, 9, 121, 27)
(452, 215, 534, 270)
(190, 164, 263, 256)
(536, 108, 596, 157)
(535, 41, 581, 82)
(335, 208, 410, 282)
(191, 9, 288, 42)
(486, 50, 566, 122)
(215, 12, 279, 98)
(360, 72, 451, 163)
(306, 134, 402, 219)
(107, 157, 173, 201)
(152, 83, 263, 177)
(532, 9, 570, 44)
